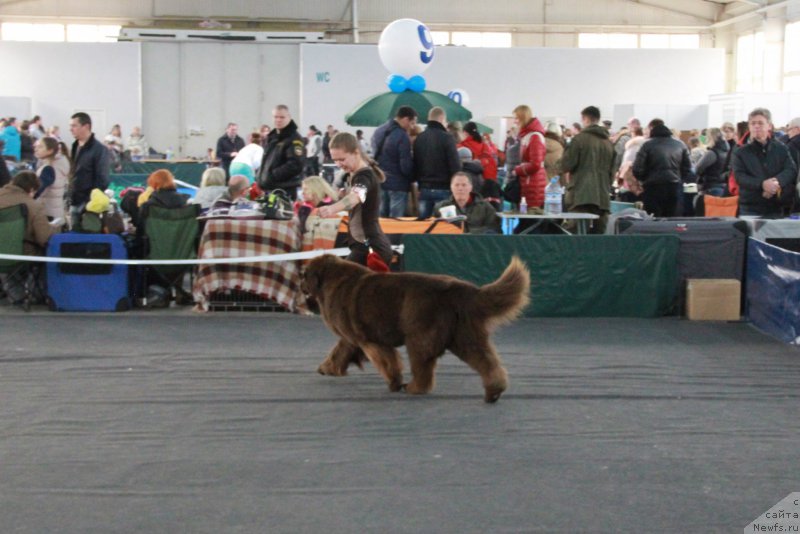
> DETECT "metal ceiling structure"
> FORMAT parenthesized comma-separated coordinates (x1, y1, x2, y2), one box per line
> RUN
(0, 0, 793, 35)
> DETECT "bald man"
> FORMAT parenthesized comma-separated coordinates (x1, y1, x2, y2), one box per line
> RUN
(217, 174, 251, 203)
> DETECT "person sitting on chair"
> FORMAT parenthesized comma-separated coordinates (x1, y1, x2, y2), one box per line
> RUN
(295, 175, 337, 233)
(137, 169, 188, 236)
(0, 171, 59, 254)
(192, 167, 228, 209)
(216, 174, 251, 203)
(432, 172, 500, 234)
(0, 171, 60, 304)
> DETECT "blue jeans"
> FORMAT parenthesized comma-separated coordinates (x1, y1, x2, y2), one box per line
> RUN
(418, 188, 451, 219)
(381, 190, 408, 218)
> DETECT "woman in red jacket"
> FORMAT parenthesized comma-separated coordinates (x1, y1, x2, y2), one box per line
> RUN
(459, 121, 498, 180)
(511, 105, 547, 208)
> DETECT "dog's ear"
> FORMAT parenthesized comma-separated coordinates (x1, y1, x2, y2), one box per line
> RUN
(303, 256, 327, 297)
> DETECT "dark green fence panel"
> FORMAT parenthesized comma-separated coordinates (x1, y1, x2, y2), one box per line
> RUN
(403, 235, 680, 317)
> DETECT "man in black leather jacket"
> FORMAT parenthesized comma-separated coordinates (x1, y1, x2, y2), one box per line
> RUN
(632, 118, 691, 217)
(258, 105, 305, 201)
(69, 112, 110, 228)
(732, 108, 798, 218)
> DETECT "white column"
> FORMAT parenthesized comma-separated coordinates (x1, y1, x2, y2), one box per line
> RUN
(762, 7, 786, 92)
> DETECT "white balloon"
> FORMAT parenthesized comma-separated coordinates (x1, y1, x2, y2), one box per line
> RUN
(447, 89, 470, 108)
(378, 18, 435, 78)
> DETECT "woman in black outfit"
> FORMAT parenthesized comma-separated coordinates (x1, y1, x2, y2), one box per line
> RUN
(317, 132, 392, 266)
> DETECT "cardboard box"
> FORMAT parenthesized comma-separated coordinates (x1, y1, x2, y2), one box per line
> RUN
(686, 279, 741, 321)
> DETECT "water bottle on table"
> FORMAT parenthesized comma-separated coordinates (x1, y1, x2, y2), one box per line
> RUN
(544, 177, 563, 216)
(519, 196, 527, 214)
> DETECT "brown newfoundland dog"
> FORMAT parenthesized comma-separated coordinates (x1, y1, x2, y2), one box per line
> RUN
(302, 254, 530, 403)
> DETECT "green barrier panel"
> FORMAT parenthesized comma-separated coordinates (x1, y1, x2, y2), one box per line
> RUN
(120, 161, 208, 186)
(108, 174, 148, 201)
(403, 235, 680, 318)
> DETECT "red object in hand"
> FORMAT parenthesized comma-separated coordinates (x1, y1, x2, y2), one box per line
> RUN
(249, 182, 264, 200)
(367, 252, 390, 273)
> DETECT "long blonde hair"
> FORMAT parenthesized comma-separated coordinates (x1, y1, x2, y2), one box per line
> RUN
(302, 175, 337, 205)
(329, 131, 386, 183)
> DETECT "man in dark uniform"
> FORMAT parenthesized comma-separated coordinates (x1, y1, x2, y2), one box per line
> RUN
(257, 105, 305, 200)
(216, 122, 245, 180)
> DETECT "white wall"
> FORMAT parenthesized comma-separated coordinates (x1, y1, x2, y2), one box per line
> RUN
(141, 42, 299, 157)
(708, 92, 800, 127)
(300, 44, 725, 144)
(0, 41, 727, 157)
(0, 42, 141, 143)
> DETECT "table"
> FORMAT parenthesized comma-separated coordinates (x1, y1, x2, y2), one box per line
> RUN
(120, 160, 215, 186)
(498, 212, 600, 235)
(192, 219, 309, 313)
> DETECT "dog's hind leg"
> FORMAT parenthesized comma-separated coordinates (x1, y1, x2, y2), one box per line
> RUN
(450, 339, 508, 403)
(318, 339, 366, 376)
(360, 342, 404, 392)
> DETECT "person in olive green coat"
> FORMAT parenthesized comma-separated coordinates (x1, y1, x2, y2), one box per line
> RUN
(559, 106, 616, 234)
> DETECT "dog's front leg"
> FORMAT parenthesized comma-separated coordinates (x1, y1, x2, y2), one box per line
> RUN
(318, 339, 366, 376)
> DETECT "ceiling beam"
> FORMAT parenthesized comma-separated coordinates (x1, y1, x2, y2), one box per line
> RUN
(626, 0, 716, 22)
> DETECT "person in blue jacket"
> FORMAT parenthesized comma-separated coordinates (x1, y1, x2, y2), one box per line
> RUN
(0, 117, 21, 161)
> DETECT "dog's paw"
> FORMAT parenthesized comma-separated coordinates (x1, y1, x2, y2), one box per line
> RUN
(483, 383, 506, 403)
(317, 360, 347, 376)
(403, 381, 431, 395)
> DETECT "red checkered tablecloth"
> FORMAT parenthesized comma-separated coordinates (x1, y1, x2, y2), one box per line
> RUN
(192, 219, 309, 313)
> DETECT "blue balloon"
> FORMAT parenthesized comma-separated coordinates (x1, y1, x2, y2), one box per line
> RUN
(387, 74, 408, 93)
(408, 75, 426, 93)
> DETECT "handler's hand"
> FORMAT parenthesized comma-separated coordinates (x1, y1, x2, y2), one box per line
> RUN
(318, 206, 334, 218)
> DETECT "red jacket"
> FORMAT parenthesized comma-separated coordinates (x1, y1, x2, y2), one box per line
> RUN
(514, 118, 547, 208)
(727, 131, 751, 197)
(459, 137, 498, 180)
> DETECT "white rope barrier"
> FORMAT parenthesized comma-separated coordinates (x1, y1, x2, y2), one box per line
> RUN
(0, 247, 351, 266)
(0, 245, 404, 266)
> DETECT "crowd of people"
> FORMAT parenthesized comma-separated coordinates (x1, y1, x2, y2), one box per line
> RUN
(2, 103, 800, 307)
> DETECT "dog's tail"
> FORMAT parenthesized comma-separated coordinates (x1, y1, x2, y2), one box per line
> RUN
(476, 256, 531, 327)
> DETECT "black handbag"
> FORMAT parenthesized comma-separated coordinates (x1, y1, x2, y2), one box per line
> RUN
(260, 189, 293, 220)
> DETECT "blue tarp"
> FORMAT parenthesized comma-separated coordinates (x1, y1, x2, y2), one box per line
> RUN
(746, 238, 800, 344)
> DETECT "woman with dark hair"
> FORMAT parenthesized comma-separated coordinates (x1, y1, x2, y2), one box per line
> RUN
(459, 121, 498, 181)
(317, 132, 392, 266)
(33, 136, 70, 220)
(19, 120, 35, 162)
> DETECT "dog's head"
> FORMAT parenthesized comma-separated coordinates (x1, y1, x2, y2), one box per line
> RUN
(301, 254, 368, 314)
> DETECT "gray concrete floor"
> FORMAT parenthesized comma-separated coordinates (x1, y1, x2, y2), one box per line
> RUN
(0, 309, 798, 533)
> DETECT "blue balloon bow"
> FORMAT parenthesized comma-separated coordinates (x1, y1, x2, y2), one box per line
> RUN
(387, 74, 426, 93)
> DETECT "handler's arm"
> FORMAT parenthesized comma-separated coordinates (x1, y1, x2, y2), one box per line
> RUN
(317, 191, 362, 218)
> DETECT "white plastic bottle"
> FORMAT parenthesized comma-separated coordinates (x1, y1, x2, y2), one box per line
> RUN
(519, 196, 528, 214)
(544, 177, 563, 216)
(165, 147, 174, 161)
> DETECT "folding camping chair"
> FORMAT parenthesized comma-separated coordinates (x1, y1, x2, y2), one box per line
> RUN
(0, 204, 33, 310)
(143, 204, 201, 305)
(699, 195, 739, 217)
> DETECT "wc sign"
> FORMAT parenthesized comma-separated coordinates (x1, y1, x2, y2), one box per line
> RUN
(316, 72, 331, 83)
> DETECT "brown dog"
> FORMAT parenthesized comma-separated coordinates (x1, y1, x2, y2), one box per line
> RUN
(302, 255, 530, 402)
